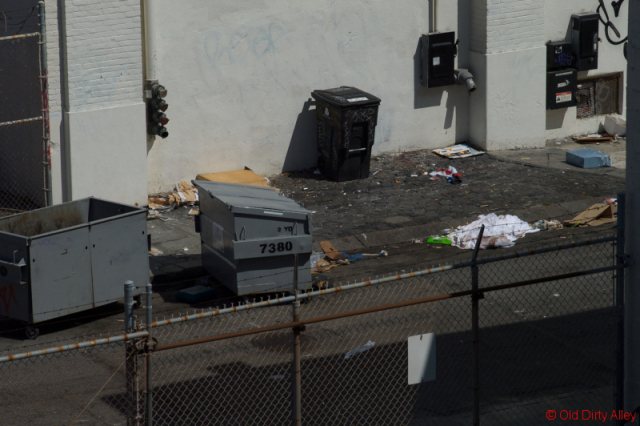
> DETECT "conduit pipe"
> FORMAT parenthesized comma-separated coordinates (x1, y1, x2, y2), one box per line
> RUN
(142, 0, 157, 81)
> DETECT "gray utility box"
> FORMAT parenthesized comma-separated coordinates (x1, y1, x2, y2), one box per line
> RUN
(0, 198, 147, 325)
(193, 180, 313, 296)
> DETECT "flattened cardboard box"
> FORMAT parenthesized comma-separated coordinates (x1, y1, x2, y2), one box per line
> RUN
(564, 203, 616, 227)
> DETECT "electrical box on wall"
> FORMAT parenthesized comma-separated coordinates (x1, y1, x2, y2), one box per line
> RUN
(571, 13, 599, 71)
(546, 41, 573, 70)
(420, 32, 456, 88)
(547, 69, 577, 110)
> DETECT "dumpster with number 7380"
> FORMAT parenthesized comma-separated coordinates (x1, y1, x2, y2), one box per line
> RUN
(193, 180, 313, 296)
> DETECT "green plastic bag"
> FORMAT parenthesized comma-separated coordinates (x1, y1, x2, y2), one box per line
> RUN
(427, 236, 452, 245)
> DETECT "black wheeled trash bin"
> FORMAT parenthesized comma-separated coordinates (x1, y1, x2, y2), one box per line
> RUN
(311, 86, 381, 182)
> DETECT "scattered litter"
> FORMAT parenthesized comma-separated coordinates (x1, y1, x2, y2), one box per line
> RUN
(313, 169, 322, 175)
(412, 239, 423, 244)
(430, 166, 463, 184)
(411, 174, 418, 177)
(303, 187, 308, 191)
(149, 247, 163, 256)
(310, 252, 325, 271)
(183, 247, 189, 251)
(429, 177, 440, 181)
(427, 236, 452, 245)
(603, 115, 626, 137)
(372, 170, 380, 176)
(313, 258, 341, 273)
(433, 144, 484, 159)
(447, 213, 540, 249)
(604, 197, 617, 206)
(147, 212, 162, 220)
(148, 180, 199, 209)
(339, 250, 388, 264)
(566, 149, 611, 168)
(553, 293, 560, 298)
(320, 241, 345, 261)
(361, 233, 367, 241)
(188, 208, 199, 216)
(564, 203, 616, 227)
(344, 341, 375, 360)
(531, 219, 563, 231)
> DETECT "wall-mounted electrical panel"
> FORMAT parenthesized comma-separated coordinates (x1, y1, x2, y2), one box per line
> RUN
(420, 32, 456, 88)
(546, 41, 573, 70)
(547, 69, 577, 110)
(571, 13, 599, 71)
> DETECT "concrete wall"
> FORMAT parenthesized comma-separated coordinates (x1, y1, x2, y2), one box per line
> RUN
(49, 0, 147, 205)
(146, 0, 472, 193)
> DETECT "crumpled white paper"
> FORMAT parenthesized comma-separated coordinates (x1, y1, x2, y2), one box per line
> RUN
(448, 213, 539, 249)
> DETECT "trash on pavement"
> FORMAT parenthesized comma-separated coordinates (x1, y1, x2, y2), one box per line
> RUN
(430, 166, 463, 184)
(433, 144, 484, 159)
(603, 116, 626, 137)
(195, 168, 272, 188)
(426, 236, 452, 245)
(344, 341, 375, 360)
(149, 247, 164, 256)
(339, 250, 388, 263)
(447, 213, 540, 249)
(566, 149, 611, 168)
(320, 241, 346, 261)
(604, 197, 617, 206)
(531, 219, 563, 231)
(313, 258, 341, 273)
(564, 203, 616, 227)
(148, 181, 199, 209)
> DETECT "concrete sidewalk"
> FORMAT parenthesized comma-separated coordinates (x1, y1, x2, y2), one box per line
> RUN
(148, 139, 625, 285)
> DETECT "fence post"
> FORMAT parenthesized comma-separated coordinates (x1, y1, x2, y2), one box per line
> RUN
(125, 281, 141, 426)
(616, 192, 625, 425)
(471, 225, 485, 426)
(292, 254, 302, 426)
(145, 283, 153, 426)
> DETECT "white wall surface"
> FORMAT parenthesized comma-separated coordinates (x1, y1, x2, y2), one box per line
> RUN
(54, 0, 147, 205)
(65, 104, 147, 205)
(146, 0, 472, 193)
(543, 0, 629, 139)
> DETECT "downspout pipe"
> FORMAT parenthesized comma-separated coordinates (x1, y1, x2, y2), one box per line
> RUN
(142, 0, 157, 82)
(430, 0, 438, 33)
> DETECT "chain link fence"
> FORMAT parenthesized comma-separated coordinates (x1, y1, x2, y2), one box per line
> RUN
(0, 5, 50, 217)
(0, 231, 623, 425)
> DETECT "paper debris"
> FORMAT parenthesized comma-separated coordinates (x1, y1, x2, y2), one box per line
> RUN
(149, 247, 163, 256)
(320, 241, 345, 261)
(564, 204, 616, 227)
(433, 144, 484, 159)
(448, 213, 540, 249)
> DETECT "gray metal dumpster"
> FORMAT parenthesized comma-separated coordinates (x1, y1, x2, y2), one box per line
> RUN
(193, 180, 313, 296)
(0, 198, 147, 338)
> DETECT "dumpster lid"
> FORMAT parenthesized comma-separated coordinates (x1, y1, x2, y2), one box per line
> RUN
(311, 86, 381, 108)
(194, 181, 312, 215)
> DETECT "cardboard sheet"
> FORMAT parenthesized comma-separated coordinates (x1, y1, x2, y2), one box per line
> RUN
(196, 169, 271, 187)
(564, 203, 617, 227)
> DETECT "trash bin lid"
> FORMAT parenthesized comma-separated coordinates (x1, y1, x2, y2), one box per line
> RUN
(194, 181, 312, 215)
(311, 86, 381, 108)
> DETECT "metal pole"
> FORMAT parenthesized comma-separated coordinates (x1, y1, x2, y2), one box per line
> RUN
(471, 225, 485, 426)
(124, 281, 140, 426)
(616, 192, 626, 425)
(626, 0, 640, 414)
(292, 300, 301, 426)
(292, 254, 301, 425)
(37, 1, 51, 206)
(145, 283, 153, 426)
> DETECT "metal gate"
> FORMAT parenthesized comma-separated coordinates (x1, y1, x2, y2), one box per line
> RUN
(0, 2, 50, 217)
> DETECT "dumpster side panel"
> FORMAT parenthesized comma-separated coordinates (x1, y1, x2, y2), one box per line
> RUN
(0, 233, 31, 322)
(89, 212, 147, 305)
(30, 228, 93, 323)
(235, 254, 312, 296)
